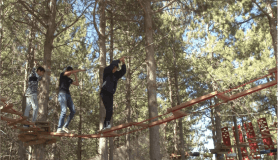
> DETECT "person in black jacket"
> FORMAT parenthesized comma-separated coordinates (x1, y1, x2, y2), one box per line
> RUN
(100, 57, 126, 130)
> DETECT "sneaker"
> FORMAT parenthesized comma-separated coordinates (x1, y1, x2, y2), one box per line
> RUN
(62, 127, 70, 133)
(106, 121, 111, 129)
(23, 125, 30, 128)
(56, 128, 64, 133)
(106, 124, 111, 129)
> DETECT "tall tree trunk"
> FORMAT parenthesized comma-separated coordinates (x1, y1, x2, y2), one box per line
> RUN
(214, 101, 224, 160)
(167, 71, 178, 153)
(77, 79, 83, 160)
(232, 105, 242, 160)
(53, 91, 60, 160)
(210, 107, 216, 147)
(98, 0, 108, 159)
(144, 1, 161, 159)
(126, 56, 132, 160)
(267, 5, 278, 157)
(109, 16, 114, 160)
(172, 43, 185, 160)
(0, 0, 4, 76)
(240, 117, 251, 160)
(34, 0, 57, 159)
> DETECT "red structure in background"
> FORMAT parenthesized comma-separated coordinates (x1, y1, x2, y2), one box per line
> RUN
(232, 125, 249, 160)
(244, 122, 260, 159)
(257, 118, 275, 156)
(221, 127, 234, 160)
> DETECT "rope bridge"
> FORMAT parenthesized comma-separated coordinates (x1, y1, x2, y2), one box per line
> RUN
(1, 68, 277, 147)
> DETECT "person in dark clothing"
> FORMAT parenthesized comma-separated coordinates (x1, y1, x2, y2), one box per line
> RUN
(23, 61, 45, 128)
(100, 57, 126, 130)
(56, 66, 86, 133)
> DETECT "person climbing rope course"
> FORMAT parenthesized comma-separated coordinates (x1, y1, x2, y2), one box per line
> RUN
(56, 66, 86, 133)
(23, 61, 45, 128)
(100, 57, 126, 130)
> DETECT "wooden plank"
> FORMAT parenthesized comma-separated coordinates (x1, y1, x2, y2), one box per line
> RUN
(1, 108, 23, 116)
(133, 122, 149, 128)
(172, 110, 188, 118)
(99, 122, 136, 134)
(148, 115, 177, 127)
(167, 91, 217, 113)
(268, 67, 277, 74)
(230, 81, 277, 100)
(1, 103, 13, 112)
(49, 132, 77, 137)
(1, 116, 17, 122)
(20, 120, 35, 126)
(216, 93, 230, 102)
(102, 132, 119, 137)
(8, 116, 27, 126)
(78, 134, 102, 138)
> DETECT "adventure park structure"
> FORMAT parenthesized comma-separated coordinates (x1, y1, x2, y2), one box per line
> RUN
(1, 67, 277, 159)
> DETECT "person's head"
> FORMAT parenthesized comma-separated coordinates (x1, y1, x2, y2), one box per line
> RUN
(36, 66, 45, 76)
(66, 66, 73, 76)
(112, 65, 118, 73)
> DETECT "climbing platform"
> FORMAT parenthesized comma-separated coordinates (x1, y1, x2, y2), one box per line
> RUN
(0, 67, 277, 147)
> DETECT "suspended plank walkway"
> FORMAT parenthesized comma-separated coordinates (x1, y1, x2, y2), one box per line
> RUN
(0, 68, 277, 147)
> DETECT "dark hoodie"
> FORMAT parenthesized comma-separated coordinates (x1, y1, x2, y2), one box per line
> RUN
(101, 60, 126, 94)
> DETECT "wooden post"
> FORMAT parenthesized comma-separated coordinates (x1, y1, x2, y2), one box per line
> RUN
(232, 105, 242, 160)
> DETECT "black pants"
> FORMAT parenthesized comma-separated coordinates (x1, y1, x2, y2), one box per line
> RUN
(100, 90, 113, 126)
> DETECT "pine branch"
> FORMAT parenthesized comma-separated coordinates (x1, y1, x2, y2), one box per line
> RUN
(54, 2, 93, 38)
(17, 0, 47, 28)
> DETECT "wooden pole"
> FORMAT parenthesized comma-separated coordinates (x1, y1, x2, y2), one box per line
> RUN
(232, 105, 242, 160)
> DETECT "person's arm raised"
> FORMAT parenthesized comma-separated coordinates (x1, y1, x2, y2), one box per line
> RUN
(64, 69, 86, 76)
(71, 73, 79, 86)
(115, 58, 126, 79)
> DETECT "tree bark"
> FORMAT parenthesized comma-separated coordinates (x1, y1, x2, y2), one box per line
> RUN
(167, 71, 178, 153)
(144, 1, 161, 159)
(126, 56, 132, 160)
(214, 102, 224, 160)
(232, 105, 242, 160)
(210, 107, 216, 147)
(34, 0, 57, 159)
(109, 15, 114, 160)
(240, 117, 251, 160)
(98, 0, 108, 159)
(77, 79, 83, 160)
(52, 78, 60, 160)
(172, 44, 185, 160)
(0, 0, 4, 77)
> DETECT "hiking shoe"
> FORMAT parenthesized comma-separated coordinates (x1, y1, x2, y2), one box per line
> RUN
(62, 127, 70, 133)
(56, 128, 64, 133)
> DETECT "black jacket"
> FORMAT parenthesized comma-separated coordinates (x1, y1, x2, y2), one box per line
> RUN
(101, 60, 126, 94)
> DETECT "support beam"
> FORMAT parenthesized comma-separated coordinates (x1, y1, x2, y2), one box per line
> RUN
(216, 93, 230, 102)
(148, 115, 177, 127)
(167, 92, 217, 112)
(133, 122, 149, 127)
(230, 81, 277, 100)
(172, 110, 188, 118)
(8, 116, 27, 126)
